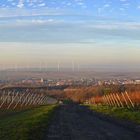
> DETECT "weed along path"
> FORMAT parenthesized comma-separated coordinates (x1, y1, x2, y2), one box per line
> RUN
(45, 103, 139, 140)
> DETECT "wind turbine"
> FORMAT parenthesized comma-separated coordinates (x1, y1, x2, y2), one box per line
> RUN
(45, 63, 48, 72)
(72, 61, 75, 72)
(57, 62, 60, 72)
(77, 63, 80, 72)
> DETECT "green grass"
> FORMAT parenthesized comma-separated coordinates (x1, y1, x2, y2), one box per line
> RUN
(0, 105, 58, 140)
(88, 105, 140, 124)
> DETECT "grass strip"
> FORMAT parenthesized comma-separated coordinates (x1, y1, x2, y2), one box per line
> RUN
(88, 105, 140, 124)
(0, 105, 58, 140)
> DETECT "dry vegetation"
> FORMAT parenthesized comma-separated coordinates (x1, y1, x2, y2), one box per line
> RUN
(46, 84, 140, 108)
(0, 84, 140, 110)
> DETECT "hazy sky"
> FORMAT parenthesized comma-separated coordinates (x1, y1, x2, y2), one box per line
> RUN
(0, 0, 140, 71)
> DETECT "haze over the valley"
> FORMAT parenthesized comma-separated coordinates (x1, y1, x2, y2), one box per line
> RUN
(0, 0, 140, 72)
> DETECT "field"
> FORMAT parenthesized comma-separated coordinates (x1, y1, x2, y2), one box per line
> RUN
(89, 91, 140, 109)
(87, 91, 140, 124)
(0, 88, 58, 111)
(88, 104, 140, 124)
(0, 105, 57, 140)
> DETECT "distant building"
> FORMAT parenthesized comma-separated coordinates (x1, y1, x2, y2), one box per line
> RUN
(22, 78, 44, 84)
(40, 78, 44, 83)
(98, 81, 103, 86)
(135, 80, 140, 84)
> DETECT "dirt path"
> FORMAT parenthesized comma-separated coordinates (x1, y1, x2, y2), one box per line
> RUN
(45, 104, 139, 140)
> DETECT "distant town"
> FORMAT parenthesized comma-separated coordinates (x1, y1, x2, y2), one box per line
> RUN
(0, 77, 140, 88)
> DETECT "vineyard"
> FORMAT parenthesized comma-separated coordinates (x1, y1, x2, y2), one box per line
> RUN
(0, 89, 53, 110)
(90, 91, 140, 109)
(1, 86, 140, 110)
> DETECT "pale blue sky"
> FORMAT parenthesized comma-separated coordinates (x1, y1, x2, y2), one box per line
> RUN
(0, 0, 140, 70)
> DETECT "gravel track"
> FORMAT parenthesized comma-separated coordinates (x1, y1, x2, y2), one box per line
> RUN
(45, 104, 140, 140)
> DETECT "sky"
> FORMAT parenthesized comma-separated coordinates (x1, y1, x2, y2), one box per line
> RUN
(0, 0, 140, 71)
